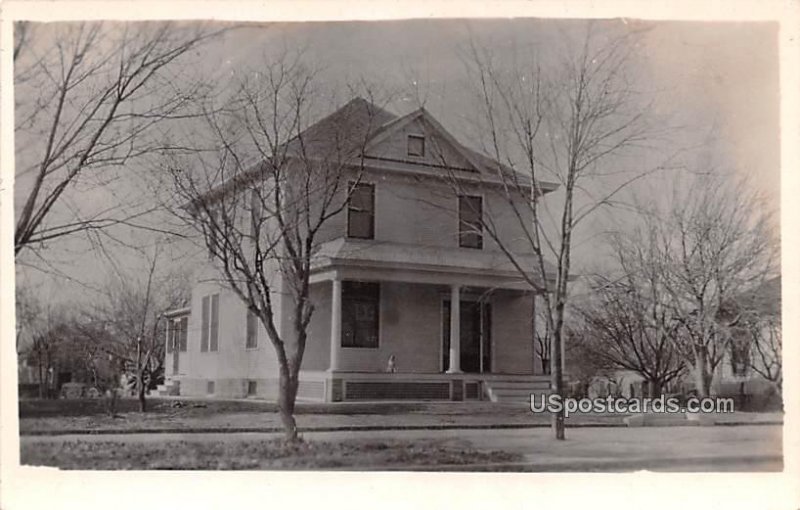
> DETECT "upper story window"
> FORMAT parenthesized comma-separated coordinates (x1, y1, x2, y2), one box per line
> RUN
(201, 293, 219, 352)
(458, 195, 483, 249)
(342, 281, 380, 348)
(347, 182, 375, 239)
(407, 134, 425, 157)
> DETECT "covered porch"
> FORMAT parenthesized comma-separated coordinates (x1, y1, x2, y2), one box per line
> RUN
(301, 239, 552, 402)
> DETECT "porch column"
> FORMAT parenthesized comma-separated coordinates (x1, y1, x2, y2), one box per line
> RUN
(447, 284, 462, 373)
(329, 277, 342, 371)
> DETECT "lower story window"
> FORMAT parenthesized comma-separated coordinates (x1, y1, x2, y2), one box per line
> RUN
(247, 380, 257, 396)
(342, 281, 380, 348)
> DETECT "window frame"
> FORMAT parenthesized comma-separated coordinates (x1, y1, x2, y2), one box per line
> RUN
(346, 181, 375, 240)
(407, 134, 426, 157)
(458, 195, 484, 249)
(341, 281, 380, 349)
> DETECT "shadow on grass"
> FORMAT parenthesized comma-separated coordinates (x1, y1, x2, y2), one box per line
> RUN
(21, 437, 522, 470)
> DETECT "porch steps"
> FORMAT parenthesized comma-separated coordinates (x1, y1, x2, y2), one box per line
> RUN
(156, 378, 180, 396)
(485, 379, 550, 404)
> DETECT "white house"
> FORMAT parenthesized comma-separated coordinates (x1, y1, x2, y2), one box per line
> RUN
(162, 98, 557, 402)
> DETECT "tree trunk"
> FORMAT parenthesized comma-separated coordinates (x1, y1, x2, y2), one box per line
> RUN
(137, 368, 147, 412)
(107, 388, 118, 417)
(648, 380, 663, 398)
(277, 365, 300, 443)
(37, 354, 44, 399)
(551, 327, 565, 440)
(694, 354, 713, 397)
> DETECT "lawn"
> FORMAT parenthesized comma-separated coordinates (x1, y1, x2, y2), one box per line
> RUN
(21, 437, 522, 470)
(18, 397, 627, 434)
(18, 398, 780, 435)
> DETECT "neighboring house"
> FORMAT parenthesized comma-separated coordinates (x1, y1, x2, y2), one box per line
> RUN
(163, 98, 557, 402)
(712, 276, 781, 408)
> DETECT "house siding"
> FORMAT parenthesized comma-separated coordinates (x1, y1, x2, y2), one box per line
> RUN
(367, 117, 475, 169)
(492, 293, 535, 374)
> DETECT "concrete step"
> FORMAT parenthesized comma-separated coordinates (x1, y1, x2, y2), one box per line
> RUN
(485, 379, 551, 403)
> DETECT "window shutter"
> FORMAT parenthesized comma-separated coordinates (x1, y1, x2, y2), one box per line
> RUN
(201, 296, 210, 352)
(210, 294, 219, 351)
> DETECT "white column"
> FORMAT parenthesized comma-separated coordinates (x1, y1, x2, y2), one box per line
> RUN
(447, 284, 462, 373)
(329, 277, 342, 372)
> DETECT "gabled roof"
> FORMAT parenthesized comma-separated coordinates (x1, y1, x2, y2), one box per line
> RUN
(208, 97, 557, 200)
(284, 97, 397, 160)
(287, 97, 556, 192)
(362, 107, 487, 173)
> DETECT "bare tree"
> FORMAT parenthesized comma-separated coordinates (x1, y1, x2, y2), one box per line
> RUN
(88, 242, 190, 411)
(576, 232, 687, 397)
(69, 320, 125, 415)
(165, 52, 388, 442)
(441, 23, 668, 439)
(648, 173, 778, 397)
(13, 21, 218, 257)
(16, 291, 72, 398)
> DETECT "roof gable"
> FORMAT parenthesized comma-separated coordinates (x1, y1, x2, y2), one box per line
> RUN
(362, 109, 485, 173)
(278, 98, 556, 193)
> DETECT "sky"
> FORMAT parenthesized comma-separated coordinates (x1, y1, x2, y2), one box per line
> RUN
(14, 18, 780, 306)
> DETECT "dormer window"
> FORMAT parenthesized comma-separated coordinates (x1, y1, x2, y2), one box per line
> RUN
(407, 134, 425, 157)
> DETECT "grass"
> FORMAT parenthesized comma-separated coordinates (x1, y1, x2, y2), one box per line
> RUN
(21, 437, 522, 470)
(18, 397, 476, 418)
(19, 397, 632, 434)
(18, 398, 780, 436)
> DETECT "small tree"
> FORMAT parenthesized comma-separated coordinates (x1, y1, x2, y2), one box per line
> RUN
(167, 52, 388, 442)
(89, 242, 190, 411)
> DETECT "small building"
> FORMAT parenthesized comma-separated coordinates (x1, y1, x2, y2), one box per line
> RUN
(163, 98, 557, 402)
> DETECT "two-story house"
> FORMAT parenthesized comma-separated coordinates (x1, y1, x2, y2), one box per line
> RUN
(161, 98, 557, 403)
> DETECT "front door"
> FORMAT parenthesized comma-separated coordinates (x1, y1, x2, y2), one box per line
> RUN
(442, 300, 492, 373)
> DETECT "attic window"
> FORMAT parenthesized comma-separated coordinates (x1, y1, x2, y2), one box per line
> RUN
(407, 134, 425, 157)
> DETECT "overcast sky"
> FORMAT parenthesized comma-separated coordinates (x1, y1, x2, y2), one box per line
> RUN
(15, 18, 780, 305)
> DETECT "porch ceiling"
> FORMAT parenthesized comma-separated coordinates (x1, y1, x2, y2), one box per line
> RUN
(310, 238, 552, 291)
